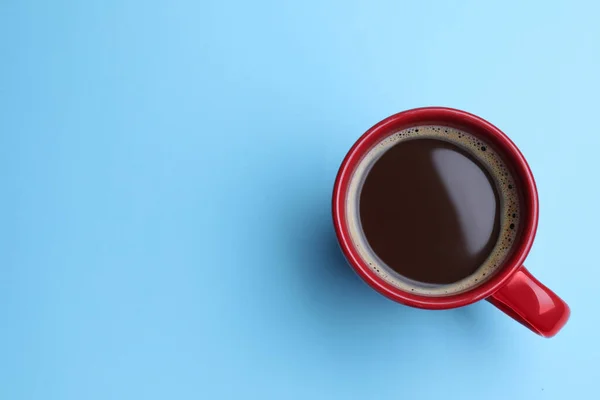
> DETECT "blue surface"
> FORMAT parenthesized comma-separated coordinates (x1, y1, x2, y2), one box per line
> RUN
(2, 1, 599, 399)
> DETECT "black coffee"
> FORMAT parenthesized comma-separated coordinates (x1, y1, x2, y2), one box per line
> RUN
(350, 126, 521, 292)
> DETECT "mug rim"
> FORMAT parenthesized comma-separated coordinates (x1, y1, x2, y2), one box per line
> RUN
(332, 107, 539, 309)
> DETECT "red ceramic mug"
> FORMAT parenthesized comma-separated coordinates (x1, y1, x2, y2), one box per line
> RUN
(332, 107, 570, 337)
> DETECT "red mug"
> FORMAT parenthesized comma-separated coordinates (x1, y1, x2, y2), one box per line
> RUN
(332, 107, 570, 337)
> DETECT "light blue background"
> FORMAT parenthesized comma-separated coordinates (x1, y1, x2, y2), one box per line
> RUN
(2, 1, 598, 399)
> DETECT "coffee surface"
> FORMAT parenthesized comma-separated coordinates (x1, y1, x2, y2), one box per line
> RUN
(359, 138, 501, 284)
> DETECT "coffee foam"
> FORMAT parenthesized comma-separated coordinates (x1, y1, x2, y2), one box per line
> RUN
(345, 125, 521, 296)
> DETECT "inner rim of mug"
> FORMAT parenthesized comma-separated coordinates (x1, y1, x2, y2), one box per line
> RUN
(345, 125, 523, 296)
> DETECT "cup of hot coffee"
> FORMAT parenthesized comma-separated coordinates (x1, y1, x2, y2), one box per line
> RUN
(333, 107, 569, 337)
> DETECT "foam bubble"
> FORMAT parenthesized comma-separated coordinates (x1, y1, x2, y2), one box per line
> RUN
(345, 125, 521, 296)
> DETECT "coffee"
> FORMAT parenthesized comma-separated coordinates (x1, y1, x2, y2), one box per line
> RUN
(345, 126, 522, 295)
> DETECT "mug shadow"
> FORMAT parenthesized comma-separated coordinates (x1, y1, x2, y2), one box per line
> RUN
(250, 114, 516, 368)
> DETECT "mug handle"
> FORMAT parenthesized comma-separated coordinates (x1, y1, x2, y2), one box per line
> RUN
(487, 267, 570, 337)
